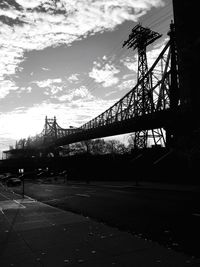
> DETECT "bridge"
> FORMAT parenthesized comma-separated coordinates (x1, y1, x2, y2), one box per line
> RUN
(10, 23, 177, 156)
(4, 0, 200, 160)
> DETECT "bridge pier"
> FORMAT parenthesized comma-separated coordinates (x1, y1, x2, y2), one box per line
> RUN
(168, 0, 200, 174)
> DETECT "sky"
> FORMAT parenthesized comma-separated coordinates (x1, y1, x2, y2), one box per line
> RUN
(0, 0, 173, 156)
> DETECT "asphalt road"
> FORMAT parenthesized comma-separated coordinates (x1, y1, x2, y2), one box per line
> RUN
(11, 180, 200, 259)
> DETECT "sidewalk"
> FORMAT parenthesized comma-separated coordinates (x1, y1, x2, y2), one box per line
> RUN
(0, 188, 200, 266)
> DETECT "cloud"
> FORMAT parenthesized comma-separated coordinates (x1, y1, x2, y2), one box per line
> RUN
(118, 79, 136, 91)
(68, 73, 79, 83)
(105, 90, 118, 97)
(41, 67, 49, 71)
(45, 86, 63, 96)
(121, 56, 138, 72)
(57, 86, 94, 102)
(32, 78, 62, 88)
(0, 79, 18, 99)
(15, 0, 45, 9)
(0, 0, 164, 98)
(30, 78, 64, 97)
(89, 61, 120, 87)
(123, 74, 136, 80)
(0, 41, 24, 81)
(17, 86, 32, 94)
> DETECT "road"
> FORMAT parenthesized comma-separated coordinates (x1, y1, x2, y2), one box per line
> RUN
(8, 180, 200, 259)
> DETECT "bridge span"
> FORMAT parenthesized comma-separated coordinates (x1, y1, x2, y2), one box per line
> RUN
(10, 23, 181, 157)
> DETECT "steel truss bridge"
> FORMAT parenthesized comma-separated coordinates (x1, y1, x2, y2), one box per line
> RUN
(14, 22, 182, 156)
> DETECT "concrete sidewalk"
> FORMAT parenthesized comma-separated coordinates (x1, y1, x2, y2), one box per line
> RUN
(0, 189, 200, 266)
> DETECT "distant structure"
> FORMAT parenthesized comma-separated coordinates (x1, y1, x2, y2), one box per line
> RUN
(3, 116, 80, 158)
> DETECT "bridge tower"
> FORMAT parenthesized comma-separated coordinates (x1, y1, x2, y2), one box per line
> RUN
(44, 116, 58, 141)
(123, 25, 163, 149)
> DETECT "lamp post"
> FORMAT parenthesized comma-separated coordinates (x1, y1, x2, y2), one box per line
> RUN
(19, 169, 24, 198)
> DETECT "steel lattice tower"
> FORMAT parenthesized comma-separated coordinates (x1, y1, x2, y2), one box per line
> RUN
(123, 24, 162, 149)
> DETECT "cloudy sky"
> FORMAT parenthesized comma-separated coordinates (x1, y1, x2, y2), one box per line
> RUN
(0, 0, 173, 156)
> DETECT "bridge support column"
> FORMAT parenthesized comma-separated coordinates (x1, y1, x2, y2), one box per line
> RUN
(123, 25, 164, 149)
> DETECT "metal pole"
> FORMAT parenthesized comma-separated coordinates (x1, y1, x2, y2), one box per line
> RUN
(22, 176, 24, 198)
(19, 168, 25, 198)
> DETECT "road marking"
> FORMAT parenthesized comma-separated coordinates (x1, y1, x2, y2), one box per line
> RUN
(13, 200, 26, 208)
(0, 207, 4, 214)
(14, 192, 37, 202)
(0, 200, 25, 210)
(76, 194, 90, 198)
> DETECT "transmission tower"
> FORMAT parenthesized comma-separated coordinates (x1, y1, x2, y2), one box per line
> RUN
(123, 24, 163, 149)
